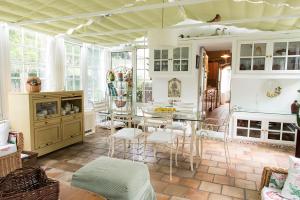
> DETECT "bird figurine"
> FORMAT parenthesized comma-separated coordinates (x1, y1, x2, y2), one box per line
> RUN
(207, 14, 221, 23)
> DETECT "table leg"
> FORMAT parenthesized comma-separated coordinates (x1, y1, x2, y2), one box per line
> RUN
(190, 121, 195, 171)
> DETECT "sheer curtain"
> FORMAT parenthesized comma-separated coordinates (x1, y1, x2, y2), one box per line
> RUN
(80, 43, 89, 107)
(46, 36, 65, 91)
(100, 49, 110, 100)
(0, 23, 11, 119)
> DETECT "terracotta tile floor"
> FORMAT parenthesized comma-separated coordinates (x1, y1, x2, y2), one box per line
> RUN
(38, 129, 294, 200)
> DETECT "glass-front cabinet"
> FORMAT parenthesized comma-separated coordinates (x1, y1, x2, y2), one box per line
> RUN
(233, 112, 297, 145)
(237, 39, 300, 74)
(151, 46, 190, 74)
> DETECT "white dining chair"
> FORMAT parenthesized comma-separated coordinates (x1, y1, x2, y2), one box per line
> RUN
(195, 113, 232, 168)
(108, 109, 143, 161)
(142, 109, 179, 180)
(167, 102, 196, 155)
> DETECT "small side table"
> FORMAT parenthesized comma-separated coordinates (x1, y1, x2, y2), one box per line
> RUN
(21, 151, 38, 167)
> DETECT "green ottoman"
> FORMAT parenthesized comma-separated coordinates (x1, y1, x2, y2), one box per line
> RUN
(71, 156, 156, 200)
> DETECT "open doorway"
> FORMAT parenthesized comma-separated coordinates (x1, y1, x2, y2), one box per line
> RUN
(200, 42, 232, 119)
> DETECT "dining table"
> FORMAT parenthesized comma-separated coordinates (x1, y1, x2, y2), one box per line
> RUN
(97, 103, 205, 171)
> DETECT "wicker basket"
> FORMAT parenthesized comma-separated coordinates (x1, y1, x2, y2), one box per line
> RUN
(0, 167, 59, 200)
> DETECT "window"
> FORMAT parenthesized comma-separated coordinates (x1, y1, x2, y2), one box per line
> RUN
(111, 51, 132, 70)
(65, 42, 81, 91)
(86, 46, 102, 105)
(9, 27, 47, 91)
(136, 48, 152, 103)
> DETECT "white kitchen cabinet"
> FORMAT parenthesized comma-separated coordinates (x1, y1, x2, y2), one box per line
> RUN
(150, 46, 191, 75)
(232, 111, 297, 145)
(236, 39, 300, 75)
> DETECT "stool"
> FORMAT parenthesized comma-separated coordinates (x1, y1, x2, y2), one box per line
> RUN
(71, 156, 156, 200)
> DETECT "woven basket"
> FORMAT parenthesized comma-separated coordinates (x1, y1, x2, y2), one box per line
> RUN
(0, 167, 59, 200)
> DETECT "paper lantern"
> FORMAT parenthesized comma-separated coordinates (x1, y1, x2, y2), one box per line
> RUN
(148, 28, 178, 48)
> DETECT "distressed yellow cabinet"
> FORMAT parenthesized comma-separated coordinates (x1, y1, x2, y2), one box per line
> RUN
(8, 91, 84, 156)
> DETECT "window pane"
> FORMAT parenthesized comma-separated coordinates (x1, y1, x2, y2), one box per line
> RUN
(9, 27, 47, 92)
(253, 43, 266, 56)
(65, 42, 81, 91)
(240, 44, 252, 57)
(273, 42, 287, 56)
(288, 42, 300, 55)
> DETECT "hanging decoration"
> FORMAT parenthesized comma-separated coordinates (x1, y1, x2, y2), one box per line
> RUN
(264, 80, 282, 98)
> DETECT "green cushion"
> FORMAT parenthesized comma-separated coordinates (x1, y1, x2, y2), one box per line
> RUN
(71, 156, 156, 200)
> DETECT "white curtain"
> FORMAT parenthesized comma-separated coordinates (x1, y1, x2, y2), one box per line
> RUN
(100, 49, 110, 100)
(46, 36, 65, 91)
(0, 23, 11, 119)
(80, 43, 89, 108)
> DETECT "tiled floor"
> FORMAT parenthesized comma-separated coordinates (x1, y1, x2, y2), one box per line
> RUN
(38, 128, 294, 200)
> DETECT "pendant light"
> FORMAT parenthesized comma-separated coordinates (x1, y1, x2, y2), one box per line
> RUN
(147, 0, 178, 48)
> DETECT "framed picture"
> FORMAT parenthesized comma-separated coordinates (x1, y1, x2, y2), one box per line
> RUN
(168, 78, 181, 98)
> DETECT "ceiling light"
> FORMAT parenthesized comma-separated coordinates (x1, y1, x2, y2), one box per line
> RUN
(221, 54, 231, 59)
(147, 0, 178, 48)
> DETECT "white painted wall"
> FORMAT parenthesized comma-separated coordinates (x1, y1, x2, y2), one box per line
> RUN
(151, 41, 199, 104)
(152, 76, 198, 103)
(231, 78, 300, 113)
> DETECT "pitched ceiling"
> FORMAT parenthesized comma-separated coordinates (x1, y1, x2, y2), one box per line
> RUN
(1, 0, 300, 45)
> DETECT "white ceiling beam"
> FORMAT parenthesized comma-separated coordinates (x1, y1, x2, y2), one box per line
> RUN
(16, 0, 216, 25)
(74, 13, 300, 37)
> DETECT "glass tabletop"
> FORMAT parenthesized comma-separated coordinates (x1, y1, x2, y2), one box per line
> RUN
(97, 107, 205, 122)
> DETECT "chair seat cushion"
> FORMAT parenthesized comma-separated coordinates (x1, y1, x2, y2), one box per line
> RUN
(147, 131, 176, 143)
(196, 129, 224, 140)
(96, 120, 125, 129)
(71, 156, 155, 200)
(166, 122, 186, 131)
(113, 128, 143, 140)
(261, 187, 284, 200)
(0, 144, 17, 157)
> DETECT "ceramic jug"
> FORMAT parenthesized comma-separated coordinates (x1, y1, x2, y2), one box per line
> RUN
(0, 120, 9, 146)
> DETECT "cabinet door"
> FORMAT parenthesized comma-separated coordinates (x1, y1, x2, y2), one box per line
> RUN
(239, 42, 268, 71)
(33, 98, 60, 121)
(62, 119, 83, 140)
(266, 121, 297, 144)
(235, 118, 263, 140)
(34, 124, 61, 149)
(287, 41, 300, 70)
(153, 49, 169, 71)
(272, 42, 288, 70)
(173, 47, 189, 72)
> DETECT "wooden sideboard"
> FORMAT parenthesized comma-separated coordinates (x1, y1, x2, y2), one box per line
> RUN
(8, 91, 84, 156)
